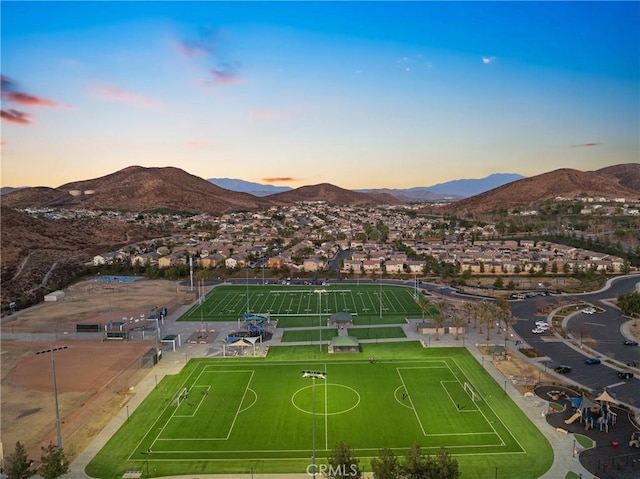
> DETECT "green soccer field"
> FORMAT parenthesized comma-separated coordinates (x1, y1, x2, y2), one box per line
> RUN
(179, 284, 424, 322)
(86, 345, 553, 478)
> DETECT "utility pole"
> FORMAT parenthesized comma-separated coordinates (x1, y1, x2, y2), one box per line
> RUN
(36, 346, 68, 450)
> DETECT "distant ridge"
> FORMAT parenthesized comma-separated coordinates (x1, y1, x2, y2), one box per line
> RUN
(357, 173, 525, 201)
(266, 183, 402, 206)
(425, 173, 525, 197)
(449, 166, 639, 213)
(208, 178, 292, 197)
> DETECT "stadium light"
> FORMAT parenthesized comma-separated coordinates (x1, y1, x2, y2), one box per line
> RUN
(301, 370, 326, 479)
(313, 289, 327, 352)
(35, 346, 68, 450)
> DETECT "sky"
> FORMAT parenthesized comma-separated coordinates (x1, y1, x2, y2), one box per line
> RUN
(1, 1, 639, 190)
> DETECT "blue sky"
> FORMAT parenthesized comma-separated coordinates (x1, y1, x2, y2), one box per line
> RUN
(1, 1, 638, 189)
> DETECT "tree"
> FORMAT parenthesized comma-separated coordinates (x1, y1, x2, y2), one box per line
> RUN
(431, 300, 449, 341)
(450, 309, 467, 341)
(38, 443, 69, 479)
(618, 291, 640, 321)
(416, 294, 431, 320)
(402, 443, 428, 479)
(326, 440, 362, 479)
(4, 441, 34, 479)
(434, 447, 460, 479)
(370, 447, 400, 479)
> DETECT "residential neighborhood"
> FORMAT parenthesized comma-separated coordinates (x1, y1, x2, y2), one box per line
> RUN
(75, 200, 634, 278)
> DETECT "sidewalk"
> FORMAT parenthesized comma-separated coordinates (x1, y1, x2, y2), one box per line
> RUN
(66, 310, 593, 479)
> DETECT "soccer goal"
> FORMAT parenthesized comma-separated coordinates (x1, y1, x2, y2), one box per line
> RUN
(171, 388, 188, 407)
(463, 382, 481, 402)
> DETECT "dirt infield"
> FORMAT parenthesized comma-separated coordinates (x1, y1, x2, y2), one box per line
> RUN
(0, 279, 190, 463)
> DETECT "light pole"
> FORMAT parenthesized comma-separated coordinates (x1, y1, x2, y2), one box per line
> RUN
(302, 370, 326, 479)
(379, 276, 382, 319)
(36, 346, 68, 450)
(314, 289, 327, 352)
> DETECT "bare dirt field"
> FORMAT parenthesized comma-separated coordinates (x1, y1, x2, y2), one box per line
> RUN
(0, 279, 189, 463)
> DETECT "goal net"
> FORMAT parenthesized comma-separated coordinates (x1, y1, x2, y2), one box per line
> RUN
(463, 382, 480, 402)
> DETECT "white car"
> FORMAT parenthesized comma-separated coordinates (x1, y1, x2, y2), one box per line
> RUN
(582, 307, 595, 315)
(537, 324, 550, 331)
(535, 320, 548, 327)
(531, 328, 545, 334)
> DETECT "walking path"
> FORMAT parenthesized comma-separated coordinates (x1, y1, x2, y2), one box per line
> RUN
(65, 303, 595, 479)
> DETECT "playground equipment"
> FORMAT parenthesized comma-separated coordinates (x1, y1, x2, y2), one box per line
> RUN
(565, 410, 582, 425)
(630, 431, 640, 448)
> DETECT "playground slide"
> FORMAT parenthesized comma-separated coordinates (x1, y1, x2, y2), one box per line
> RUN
(565, 412, 581, 425)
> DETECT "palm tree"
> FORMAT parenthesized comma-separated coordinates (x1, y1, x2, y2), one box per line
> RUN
(450, 309, 467, 341)
(500, 309, 517, 342)
(416, 293, 431, 320)
(461, 302, 477, 329)
(432, 299, 449, 341)
(475, 301, 491, 334)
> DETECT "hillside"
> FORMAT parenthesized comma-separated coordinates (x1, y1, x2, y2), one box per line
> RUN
(0, 206, 160, 306)
(2, 166, 271, 214)
(596, 163, 640, 192)
(449, 168, 639, 213)
(266, 183, 402, 206)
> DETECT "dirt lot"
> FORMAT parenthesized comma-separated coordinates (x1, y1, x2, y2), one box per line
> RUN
(0, 279, 188, 463)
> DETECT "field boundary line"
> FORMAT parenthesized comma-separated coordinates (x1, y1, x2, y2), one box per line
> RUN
(225, 370, 255, 440)
(450, 357, 525, 453)
(396, 368, 427, 436)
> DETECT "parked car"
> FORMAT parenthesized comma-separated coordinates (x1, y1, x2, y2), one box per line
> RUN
(623, 340, 638, 346)
(585, 358, 601, 365)
(618, 371, 633, 379)
(555, 365, 572, 374)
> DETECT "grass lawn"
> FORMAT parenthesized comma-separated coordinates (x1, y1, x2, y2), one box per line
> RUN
(86, 343, 552, 478)
(179, 284, 428, 323)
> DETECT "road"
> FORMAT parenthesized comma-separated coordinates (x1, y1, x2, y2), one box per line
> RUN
(509, 275, 640, 408)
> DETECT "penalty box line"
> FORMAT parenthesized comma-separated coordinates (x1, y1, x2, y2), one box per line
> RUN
(397, 366, 504, 448)
(449, 357, 525, 453)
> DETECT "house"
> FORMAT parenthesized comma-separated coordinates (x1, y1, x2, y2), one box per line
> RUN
(225, 255, 248, 269)
(93, 252, 118, 266)
(303, 257, 326, 272)
(130, 252, 158, 266)
(342, 259, 362, 273)
(406, 261, 425, 273)
(199, 253, 226, 269)
(384, 260, 405, 274)
(362, 260, 382, 273)
(267, 255, 287, 269)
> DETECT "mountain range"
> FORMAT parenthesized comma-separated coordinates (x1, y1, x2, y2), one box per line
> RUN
(208, 173, 525, 201)
(2, 164, 638, 215)
(1, 163, 638, 307)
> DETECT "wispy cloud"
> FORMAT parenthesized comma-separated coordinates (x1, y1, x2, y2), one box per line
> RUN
(482, 56, 496, 65)
(177, 27, 244, 86)
(92, 85, 158, 107)
(210, 64, 243, 85)
(263, 177, 298, 183)
(1, 109, 31, 125)
(1, 76, 68, 125)
(1, 76, 66, 107)
(571, 142, 600, 148)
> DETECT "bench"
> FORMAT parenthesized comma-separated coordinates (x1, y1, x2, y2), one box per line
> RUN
(122, 472, 142, 479)
(556, 427, 568, 435)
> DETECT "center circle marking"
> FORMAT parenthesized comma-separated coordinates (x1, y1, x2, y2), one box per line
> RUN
(291, 383, 360, 416)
